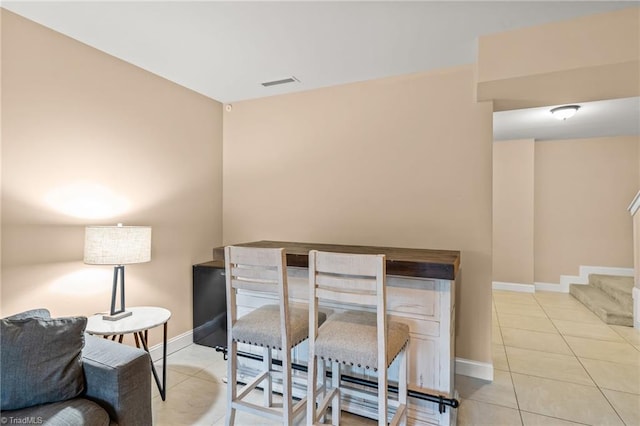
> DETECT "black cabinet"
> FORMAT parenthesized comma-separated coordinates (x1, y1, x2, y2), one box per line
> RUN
(192, 262, 227, 349)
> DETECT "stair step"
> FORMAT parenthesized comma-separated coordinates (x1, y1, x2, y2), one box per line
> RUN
(588, 274, 633, 311)
(569, 284, 633, 327)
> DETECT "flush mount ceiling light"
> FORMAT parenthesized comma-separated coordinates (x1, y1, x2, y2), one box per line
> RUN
(550, 105, 580, 120)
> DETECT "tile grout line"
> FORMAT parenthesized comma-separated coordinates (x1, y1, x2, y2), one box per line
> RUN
(492, 293, 525, 426)
(534, 293, 629, 426)
(510, 293, 547, 425)
(500, 293, 628, 425)
(165, 296, 637, 425)
(518, 409, 592, 426)
(609, 324, 640, 350)
(499, 346, 616, 389)
(490, 291, 637, 426)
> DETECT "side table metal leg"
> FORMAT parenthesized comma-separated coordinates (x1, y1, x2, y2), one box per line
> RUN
(162, 322, 167, 400)
(137, 325, 168, 401)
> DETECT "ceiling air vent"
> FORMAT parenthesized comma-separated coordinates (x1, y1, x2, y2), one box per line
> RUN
(261, 76, 299, 87)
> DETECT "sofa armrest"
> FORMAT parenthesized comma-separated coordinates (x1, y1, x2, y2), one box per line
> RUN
(82, 334, 152, 426)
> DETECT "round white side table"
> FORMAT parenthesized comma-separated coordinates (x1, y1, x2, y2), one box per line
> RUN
(86, 306, 171, 400)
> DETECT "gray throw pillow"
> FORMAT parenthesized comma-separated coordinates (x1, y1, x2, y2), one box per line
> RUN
(1, 314, 87, 411)
(5, 308, 51, 320)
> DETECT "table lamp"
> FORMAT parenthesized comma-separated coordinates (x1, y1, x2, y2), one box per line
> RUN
(84, 224, 152, 321)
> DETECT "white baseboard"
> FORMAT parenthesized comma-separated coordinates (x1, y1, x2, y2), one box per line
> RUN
(558, 275, 579, 292)
(149, 330, 193, 362)
(535, 281, 564, 293)
(561, 265, 634, 287)
(492, 282, 535, 293)
(455, 357, 493, 381)
(633, 286, 640, 329)
(535, 266, 634, 294)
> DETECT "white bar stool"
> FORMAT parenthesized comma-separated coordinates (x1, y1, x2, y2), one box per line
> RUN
(224, 246, 326, 426)
(306, 250, 409, 426)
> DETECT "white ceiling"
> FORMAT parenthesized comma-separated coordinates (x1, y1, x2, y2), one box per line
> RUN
(494, 97, 640, 141)
(3, 1, 639, 141)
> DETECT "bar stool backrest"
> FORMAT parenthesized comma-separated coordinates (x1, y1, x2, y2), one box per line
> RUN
(224, 246, 290, 351)
(308, 250, 388, 371)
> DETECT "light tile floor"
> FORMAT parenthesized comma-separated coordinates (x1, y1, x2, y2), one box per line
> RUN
(458, 290, 639, 426)
(152, 290, 640, 425)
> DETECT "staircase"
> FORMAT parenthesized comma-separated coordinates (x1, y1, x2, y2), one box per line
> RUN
(569, 274, 634, 326)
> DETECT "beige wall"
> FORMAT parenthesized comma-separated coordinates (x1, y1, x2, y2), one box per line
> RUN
(534, 136, 638, 283)
(223, 66, 494, 363)
(493, 136, 638, 285)
(1, 10, 223, 344)
(477, 7, 640, 111)
(3, 4, 637, 368)
(493, 139, 535, 284)
(483, 8, 640, 286)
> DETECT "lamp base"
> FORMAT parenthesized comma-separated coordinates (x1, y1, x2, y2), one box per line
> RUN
(102, 310, 133, 321)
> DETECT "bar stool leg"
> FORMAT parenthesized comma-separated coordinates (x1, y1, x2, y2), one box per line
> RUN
(282, 347, 293, 426)
(319, 359, 327, 424)
(331, 363, 340, 425)
(263, 347, 272, 407)
(307, 353, 318, 425)
(399, 345, 408, 426)
(225, 340, 237, 426)
(378, 365, 387, 426)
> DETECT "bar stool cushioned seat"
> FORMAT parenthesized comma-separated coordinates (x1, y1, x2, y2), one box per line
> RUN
(315, 311, 409, 370)
(233, 303, 327, 349)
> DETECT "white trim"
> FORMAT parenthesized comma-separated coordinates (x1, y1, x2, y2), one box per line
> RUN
(573, 265, 633, 283)
(455, 357, 493, 381)
(559, 275, 580, 291)
(492, 281, 535, 293)
(148, 330, 193, 362)
(583, 265, 633, 277)
(629, 190, 640, 216)
(534, 282, 564, 292)
(561, 266, 634, 289)
(536, 266, 634, 294)
(633, 286, 640, 329)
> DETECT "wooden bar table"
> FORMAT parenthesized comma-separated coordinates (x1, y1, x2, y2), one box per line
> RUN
(201, 240, 461, 425)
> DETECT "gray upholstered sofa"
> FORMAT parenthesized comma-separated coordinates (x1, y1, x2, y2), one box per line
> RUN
(1, 309, 152, 426)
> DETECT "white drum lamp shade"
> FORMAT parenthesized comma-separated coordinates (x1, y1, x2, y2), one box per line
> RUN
(84, 225, 151, 320)
(84, 226, 151, 265)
